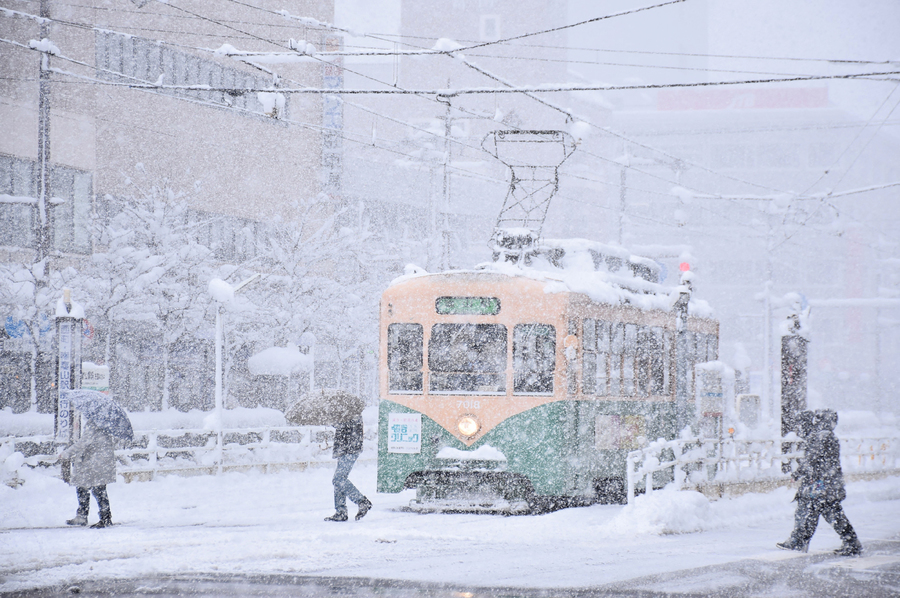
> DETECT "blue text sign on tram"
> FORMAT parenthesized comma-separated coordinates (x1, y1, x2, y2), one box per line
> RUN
(388, 413, 421, 454)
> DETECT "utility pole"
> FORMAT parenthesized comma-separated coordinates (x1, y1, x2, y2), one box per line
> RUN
(618, 149, 629, 245)
(35, 0, 53, 273)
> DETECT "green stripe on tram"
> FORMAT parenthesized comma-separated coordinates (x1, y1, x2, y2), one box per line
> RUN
(377, 398, 683, 498)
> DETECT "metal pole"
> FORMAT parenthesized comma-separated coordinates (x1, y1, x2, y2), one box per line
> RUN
(618, 164, 626, 245)
(762, 281, 771, 423)
(440, 91, 451, 271)
(35, 0, 52, 271)
(214, 304, 223, 474)
(674, 287, 691, 434)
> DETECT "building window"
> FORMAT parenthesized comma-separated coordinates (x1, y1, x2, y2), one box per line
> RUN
(0, 154, 91, 253)
(480, 15, 501, 41)
(95, 31, 281, 117)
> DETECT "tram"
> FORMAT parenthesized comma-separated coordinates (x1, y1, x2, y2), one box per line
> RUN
(376, 238, 719, 512)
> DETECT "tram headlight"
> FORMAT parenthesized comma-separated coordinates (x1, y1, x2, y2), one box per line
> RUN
(457, 415, 480, 438)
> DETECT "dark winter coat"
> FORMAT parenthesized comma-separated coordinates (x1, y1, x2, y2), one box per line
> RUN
(61, 420, 117, 488)
(333, 416, 364, 458)
(794, 409, 846, 502)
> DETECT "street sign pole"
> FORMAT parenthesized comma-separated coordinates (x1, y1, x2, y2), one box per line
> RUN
(54, 289, 83, 445)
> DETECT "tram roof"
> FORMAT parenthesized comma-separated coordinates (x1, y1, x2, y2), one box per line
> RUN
(389, 239, 714, 318)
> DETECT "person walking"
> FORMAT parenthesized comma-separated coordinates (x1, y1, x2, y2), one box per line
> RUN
(777, 409, 862, 556)
(324, 415, 372, 522)
(61, 418, 117, 528)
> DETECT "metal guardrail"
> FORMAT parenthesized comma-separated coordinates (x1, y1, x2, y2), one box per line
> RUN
(1, 425, 375, 482)
(626, 436, 900, 505)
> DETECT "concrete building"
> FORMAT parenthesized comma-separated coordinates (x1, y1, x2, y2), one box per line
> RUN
(0, 0, 337, 412)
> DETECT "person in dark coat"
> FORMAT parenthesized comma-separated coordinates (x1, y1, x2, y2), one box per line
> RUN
(777, 409, 862, 556)
(325, 415, 372, 521)
(61, 419, 117, 528)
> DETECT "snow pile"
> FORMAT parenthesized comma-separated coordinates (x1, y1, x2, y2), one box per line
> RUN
(213, 43, 240, 55)
(257, 92, 286, 116)
(129, 407, 286, 431)
(611, 488, 712, 535)
(436, 445, 507, 461)
(432, 38, 463, 52)
(28, 38, 60, 55)
(388, 236, 714, 316)
(247, 345, 312, 376)
(0, 409, 54, 436)
(568, 120, 592, 142)
(287, 38, 317, 54)
(207, 278, 234, 303)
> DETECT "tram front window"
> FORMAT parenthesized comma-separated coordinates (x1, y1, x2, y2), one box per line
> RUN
(388, 323, 423, 393)
(514, 324, 555, 394)
(428, 323, 507, 394)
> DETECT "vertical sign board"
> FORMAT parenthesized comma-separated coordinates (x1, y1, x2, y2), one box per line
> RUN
(388, 413, 422, 454)
(56, 320, 72, 443)
(55, 317, 83, 443)
(321, 34, 343, 200)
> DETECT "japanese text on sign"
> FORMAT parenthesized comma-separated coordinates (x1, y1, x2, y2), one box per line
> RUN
(388, 412, 421, 454)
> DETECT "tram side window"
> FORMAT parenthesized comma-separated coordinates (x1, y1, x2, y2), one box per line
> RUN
(429, 324, 507, 394)
(513, 324, 556, 394)
(634, 327, 652, 397)
(582, 320, 610, 396)
(609, 323, 624, 396)
(388, 324, 423, 393)
(659, 329, 673, 395)
(706, 334, 719, 362)
(622, 324, 638, 397)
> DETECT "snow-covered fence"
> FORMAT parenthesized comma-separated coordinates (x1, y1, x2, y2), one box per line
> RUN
(626, 436, 900, 504)
(2, 424, 374, 482)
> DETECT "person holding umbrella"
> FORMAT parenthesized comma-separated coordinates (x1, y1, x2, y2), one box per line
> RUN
(284, 389, 371, 521)
(60, 390, 134, 528)
(325, 414, 372, 522)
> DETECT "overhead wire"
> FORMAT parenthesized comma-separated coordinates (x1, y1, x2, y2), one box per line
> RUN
(363, 30, 900, 67)
(5, 4, 896, 248)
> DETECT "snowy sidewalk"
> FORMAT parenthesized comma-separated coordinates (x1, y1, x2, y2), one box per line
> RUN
(2, 463, 899, 594)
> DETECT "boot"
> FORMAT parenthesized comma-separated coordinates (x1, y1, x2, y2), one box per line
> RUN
(91, 515, 113, 529)
(776, 540, 808, 553)
(835, 539, 862, 556)
(355, 498, 372, 521)
(66, 515, 88, 526)
(324, 512, 348, 522)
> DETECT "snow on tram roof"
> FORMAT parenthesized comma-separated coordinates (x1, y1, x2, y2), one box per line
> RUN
(389, 238, 714, 318)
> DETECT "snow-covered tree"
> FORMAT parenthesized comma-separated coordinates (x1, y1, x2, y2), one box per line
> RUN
(0, 261, 79, 412)
(85, 175, 213, 411)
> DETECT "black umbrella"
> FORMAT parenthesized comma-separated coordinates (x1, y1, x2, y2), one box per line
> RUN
(63, 389, 134, 441)
(285, 389, 365, 426)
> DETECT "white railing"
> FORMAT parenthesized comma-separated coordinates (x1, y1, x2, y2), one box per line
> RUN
(626, 436, 900, 504)
(1, 425, 373, 482)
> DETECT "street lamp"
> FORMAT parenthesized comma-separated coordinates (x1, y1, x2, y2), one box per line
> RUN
(208, 274, 259, 473)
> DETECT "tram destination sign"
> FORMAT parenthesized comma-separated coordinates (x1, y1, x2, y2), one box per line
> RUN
(435, 296, 501, 316)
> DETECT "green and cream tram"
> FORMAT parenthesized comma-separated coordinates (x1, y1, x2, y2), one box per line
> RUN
(376, 241, 718, 512)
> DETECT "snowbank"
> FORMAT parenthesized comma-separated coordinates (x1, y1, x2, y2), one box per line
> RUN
(0, 409, 54, 436)
(437, 444, 506, 461)
(129, 406, 287, 430)
(247, 345, 312, 376)
(1, 463, 898, 593)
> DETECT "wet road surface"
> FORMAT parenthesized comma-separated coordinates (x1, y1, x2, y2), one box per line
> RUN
(4, 540, 899, 598)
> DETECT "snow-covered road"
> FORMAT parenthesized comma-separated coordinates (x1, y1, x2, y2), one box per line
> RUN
(2, 464, 899, 594)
